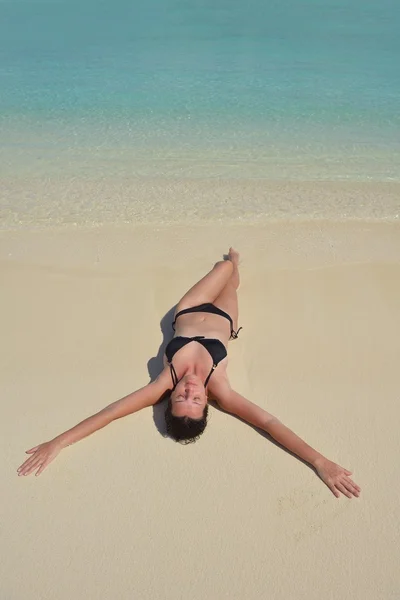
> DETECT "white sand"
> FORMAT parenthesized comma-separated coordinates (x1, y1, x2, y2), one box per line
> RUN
(2, 221, 400, 599)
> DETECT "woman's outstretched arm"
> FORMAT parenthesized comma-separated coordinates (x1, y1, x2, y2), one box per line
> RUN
(17, 369, 170, 477)
(210, 378, 361, 499)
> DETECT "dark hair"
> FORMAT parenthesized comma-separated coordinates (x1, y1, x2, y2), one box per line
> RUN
(164, 397, 209, 444)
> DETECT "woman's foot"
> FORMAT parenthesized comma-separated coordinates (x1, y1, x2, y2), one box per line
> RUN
(228, 247, 240, 266)
(227, 247, 240, 289)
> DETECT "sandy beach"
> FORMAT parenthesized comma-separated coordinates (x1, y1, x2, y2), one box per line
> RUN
(2, 0, 400, 595)
(2, 220, 400, 599)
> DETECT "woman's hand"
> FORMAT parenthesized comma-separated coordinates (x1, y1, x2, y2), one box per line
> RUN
(17, 440, 62, 477)
(314, 457, 361, 498)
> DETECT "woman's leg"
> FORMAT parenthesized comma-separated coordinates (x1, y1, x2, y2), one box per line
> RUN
(175, 257, 233, 314)
(213, 249, 240, 330)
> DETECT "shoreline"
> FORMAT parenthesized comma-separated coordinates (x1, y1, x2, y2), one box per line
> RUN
(1, 179, 399, 229)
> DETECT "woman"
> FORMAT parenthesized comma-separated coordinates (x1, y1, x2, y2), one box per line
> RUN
(17, 248, 361, 499)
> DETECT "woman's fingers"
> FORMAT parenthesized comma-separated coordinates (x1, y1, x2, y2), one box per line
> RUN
(319, 462, 360, 498)
(35, 462, 48, 476)
(335, 482, 353, 498)
(18, 453, 43, 475)
(27, 458, 46, 476)
(328, 482, 340, 498)
(19, 452, 40, 469)
(18, 452, 39, 470)
(348, 479, 361, 492)
(328, 476, 361, 499)
(22, 457, 43, 476)
(341, 477, 360, 497)
(18, 456, 38, 474)
(344, 469, 352, 475)
(326, 476, 361, 499)
(20, 458, 41, 475)
(18, 445, 41, 474)
(18, 441, 60, 477)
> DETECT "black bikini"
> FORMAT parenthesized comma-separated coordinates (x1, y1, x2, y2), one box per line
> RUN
(165, 302, 242, 390)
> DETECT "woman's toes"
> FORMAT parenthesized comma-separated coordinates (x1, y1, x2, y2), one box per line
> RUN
(228, 247, 240, 263)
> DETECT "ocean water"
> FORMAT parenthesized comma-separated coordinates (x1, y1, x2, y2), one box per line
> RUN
(1, 0, 399, 226)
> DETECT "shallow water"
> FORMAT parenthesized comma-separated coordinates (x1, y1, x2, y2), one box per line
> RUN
(1, 0, 399, 226)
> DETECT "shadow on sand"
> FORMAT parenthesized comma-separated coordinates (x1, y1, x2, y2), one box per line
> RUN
(147, 305, 176, 437)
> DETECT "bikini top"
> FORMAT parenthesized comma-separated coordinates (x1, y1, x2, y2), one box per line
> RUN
(165, 335, 227, 390)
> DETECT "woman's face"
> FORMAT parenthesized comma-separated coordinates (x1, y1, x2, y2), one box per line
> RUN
(170, 374, 208, 418)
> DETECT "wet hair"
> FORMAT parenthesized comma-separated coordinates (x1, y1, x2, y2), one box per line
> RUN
(164, 397, 209, 444)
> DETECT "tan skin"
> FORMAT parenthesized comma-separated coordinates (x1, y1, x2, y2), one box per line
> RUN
(17, 249, 361, 500)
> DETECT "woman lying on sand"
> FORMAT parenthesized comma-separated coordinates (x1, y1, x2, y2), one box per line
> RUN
(17, 248, 361, 499)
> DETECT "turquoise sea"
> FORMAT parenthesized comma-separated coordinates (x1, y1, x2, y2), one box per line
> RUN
(1, 0, 399, 226)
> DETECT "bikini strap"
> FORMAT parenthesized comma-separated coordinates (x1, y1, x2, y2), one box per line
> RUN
(204, 364, 217, 388)
(230, 326, 243, 340)
(169, 362, 179, 390)
(170, 360, 216, 390)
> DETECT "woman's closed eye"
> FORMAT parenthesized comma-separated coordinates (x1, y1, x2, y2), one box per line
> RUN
(175, 395, 202, 403)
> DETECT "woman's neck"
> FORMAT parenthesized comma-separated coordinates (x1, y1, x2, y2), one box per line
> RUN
(181, 362, 208, 380)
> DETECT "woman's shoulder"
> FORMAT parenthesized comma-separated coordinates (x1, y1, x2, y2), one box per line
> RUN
(152, 365, 172, 392)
